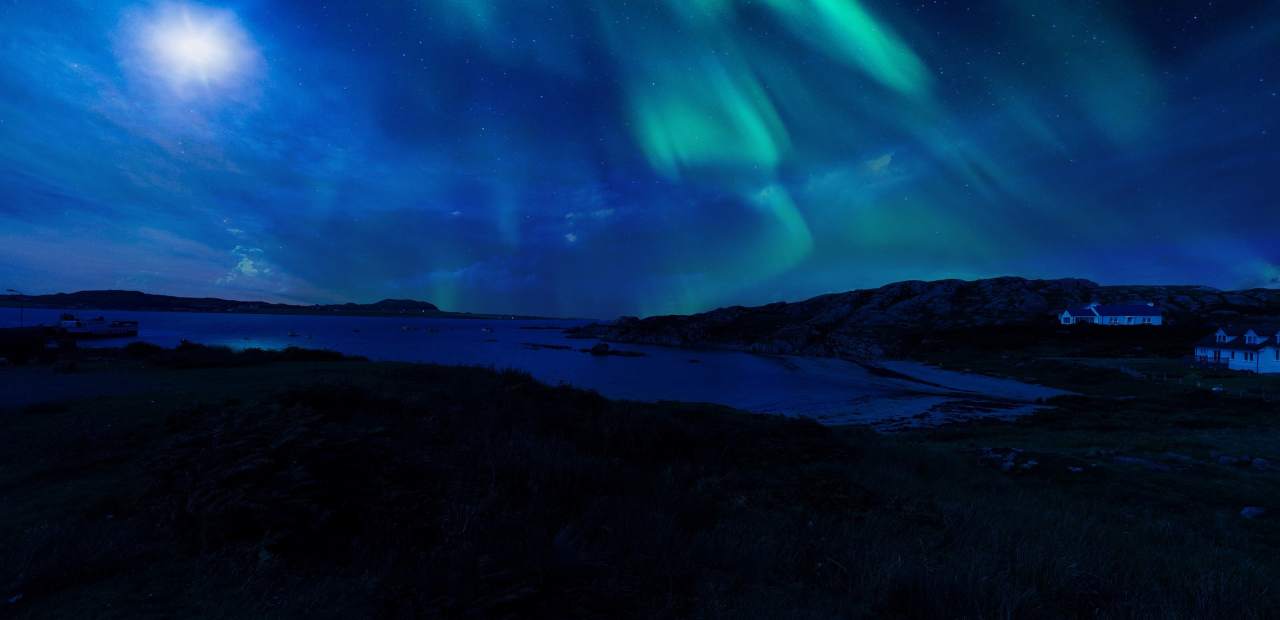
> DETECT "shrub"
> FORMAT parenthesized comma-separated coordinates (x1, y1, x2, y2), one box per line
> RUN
(123, 341, 164, 358)
(0, 327, 49, 364)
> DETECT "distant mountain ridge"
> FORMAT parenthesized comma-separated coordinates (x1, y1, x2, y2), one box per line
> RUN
(575, 277, 1280, 358)
(0, 289, 453, 317)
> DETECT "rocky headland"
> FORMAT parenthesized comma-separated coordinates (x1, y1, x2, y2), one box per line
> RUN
(573, 277, 1280, 358)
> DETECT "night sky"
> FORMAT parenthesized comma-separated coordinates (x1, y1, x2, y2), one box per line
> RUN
(2, 1, 1277, 317)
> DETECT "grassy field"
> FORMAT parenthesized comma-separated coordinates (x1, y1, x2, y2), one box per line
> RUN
(1, 342, 1279, 618)
(904, 323, 1280, 464)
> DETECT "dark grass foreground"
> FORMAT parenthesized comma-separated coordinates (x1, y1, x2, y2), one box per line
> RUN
(1, 351, 1278, 618)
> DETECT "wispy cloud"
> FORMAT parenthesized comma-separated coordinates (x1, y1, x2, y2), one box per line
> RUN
(865, 153, 893, 174)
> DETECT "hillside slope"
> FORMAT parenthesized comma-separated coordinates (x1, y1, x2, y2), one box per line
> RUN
(0, 290, 443, 316)
(576, 277, 1280, 358)
(4, 348, 1278, 617)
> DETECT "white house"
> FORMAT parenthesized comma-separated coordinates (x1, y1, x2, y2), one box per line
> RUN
(1059, 302, 1163, 326)
(1195, 326, 1280, 374)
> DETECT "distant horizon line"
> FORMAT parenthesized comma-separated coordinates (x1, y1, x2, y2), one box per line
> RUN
(4, 275, 1272, 319)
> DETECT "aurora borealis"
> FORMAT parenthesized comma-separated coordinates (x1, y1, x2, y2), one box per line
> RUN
(1, 1, 1277, 316)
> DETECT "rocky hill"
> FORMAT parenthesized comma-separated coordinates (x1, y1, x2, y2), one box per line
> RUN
(574, 277, 1280, 358)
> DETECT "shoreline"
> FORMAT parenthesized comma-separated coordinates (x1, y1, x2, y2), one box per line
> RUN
(1, 340, 1064, 430)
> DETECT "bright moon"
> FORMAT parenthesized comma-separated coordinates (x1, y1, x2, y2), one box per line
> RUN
(158, 23, 232, 77)
(135, 4, 255, 89)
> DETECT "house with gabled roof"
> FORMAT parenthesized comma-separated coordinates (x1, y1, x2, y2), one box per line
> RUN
(1195, 326, 1280, 374)
(1059, 302, 1163, 326)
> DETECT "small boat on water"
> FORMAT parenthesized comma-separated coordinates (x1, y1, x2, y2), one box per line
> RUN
(59, 314, 139, 339)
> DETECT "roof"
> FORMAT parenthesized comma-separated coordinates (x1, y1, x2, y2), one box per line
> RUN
(1197, 327, 1280, 351)
(1061, 306, 1095, 317)
(1196, 334, 1277, 351)
(1062, 303, 1161, 317)
(1216, 325, 1280, 337)
(1093, 304, 1162, 317)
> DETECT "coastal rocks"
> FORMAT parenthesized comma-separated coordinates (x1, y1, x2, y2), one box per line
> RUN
(582, 342, 646, 357)
(522, 342, 573, 351)
(978, 447, 1102, 478)
(1096, 451, 1275, 473)
(979, 447, 1018, 471)
(1211, 452, 1273, 470)
(523, 340, 647, 357)
(1112, 456, 1172, 472)
(979, 447, 1035, 473)
(52, 359, 80, 374)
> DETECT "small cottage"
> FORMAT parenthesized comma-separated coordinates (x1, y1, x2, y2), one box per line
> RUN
(1059, 303, 1163, 326)
(1195, 327, 1280, 374)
